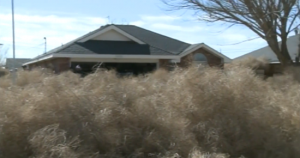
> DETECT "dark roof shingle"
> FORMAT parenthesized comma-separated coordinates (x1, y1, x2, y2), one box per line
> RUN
(59, 40, 173, 55)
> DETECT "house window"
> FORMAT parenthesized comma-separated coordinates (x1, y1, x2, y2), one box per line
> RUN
(193, 53, 207, 65)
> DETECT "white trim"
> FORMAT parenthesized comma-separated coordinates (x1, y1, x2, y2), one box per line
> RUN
(78, 25, 145, 44)
(179, 43, 231, 63)
(23, 55, 54, 65)
(22, 54, 179, 66)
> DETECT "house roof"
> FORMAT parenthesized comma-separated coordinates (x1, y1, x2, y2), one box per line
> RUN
(32, 24, 188, 61)
(5, 58, 31, 69)
(235, 34, 299, 63)
(24, 24, 231, 65)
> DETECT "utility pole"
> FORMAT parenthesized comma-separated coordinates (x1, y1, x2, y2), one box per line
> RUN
(44, 37, 47, 53)
(296, 0, 300, 66)
(297, 28, 300, 65)
(11, 0, 16, 84)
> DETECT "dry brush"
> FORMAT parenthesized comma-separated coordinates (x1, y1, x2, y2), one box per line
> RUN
(0, 60, 300, 158)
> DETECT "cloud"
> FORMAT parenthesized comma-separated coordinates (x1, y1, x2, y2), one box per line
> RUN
(129, 21, 146, 27)
(0, 13, 108, 58)
(0, 13, 266, 59)
(151, 23, 203, 32)
(140, 15, 181, 22)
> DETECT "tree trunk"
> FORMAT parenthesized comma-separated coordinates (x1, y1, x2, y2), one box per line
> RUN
(280, 35, 294, 67)
(266, 35, 293, 68)
(280, 46, 293, 67)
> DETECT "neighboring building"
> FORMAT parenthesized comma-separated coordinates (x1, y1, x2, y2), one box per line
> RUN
(22, 24, 231, 75)
(235, 34, 299, 76)
(5, 58, 31, 71)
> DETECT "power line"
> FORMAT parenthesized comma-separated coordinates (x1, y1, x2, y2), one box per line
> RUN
(20, 43, 44, 50)
(4, 42, 45, 47)
(215, 37, 262, 46)
(5, 42, 44, 49)
(1, 39, 50, 46)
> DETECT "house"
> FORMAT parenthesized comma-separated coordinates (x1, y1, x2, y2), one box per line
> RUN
(234, 34, 299, 76)
(22, 24, 231, 75)
(5, 58, 32, 71)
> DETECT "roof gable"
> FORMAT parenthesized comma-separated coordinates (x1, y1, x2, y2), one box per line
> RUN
(115, 25, 191, 55)
(78, 25, 145, 44)
(91, 29, 132, 41)
(179, 43, 232, 63)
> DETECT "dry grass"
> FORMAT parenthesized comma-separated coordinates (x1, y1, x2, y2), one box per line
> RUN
(0, 60, 300, 158)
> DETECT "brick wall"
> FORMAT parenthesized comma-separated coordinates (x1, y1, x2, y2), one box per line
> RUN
(52, 58, 70, 74)
(158, 48, 223, 70)
(158, 59, 170, 70)
(179, 48, 223, 68)
(27, 58, 70, 74)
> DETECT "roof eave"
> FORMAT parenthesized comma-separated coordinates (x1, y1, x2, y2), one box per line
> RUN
(22, 54, 180, 66)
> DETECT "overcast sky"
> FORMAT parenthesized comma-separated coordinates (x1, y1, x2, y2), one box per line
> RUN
(0, 0, 290, 59)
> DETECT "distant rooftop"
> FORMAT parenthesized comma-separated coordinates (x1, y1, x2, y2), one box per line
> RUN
(235, 34, 299, 63)
(5, 58, 32, 69)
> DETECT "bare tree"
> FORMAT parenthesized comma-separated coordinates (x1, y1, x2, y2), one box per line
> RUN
(163, 0, 300, 67)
